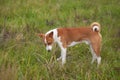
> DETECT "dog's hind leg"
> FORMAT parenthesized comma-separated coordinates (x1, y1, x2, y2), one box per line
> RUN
(90, 42, 101, 66)
(90, 45, 97, 64)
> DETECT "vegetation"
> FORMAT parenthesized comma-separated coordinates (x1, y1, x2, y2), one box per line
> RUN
(0, 0, 120, 80)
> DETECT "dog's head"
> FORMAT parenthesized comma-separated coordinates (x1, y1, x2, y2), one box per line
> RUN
(39, 31, 54, 52)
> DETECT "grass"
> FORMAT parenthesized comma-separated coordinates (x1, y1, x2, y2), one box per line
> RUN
(0, 0, 120, 80)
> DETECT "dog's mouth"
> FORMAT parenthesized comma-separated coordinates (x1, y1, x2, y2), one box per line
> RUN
(46, 45, 52, 52)
(47, 50, 51, 52)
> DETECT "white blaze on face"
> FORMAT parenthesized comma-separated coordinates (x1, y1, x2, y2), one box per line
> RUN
(46, 45, 52, 51)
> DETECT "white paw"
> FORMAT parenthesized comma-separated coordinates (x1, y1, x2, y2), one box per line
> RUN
(57, 57, 61, 61)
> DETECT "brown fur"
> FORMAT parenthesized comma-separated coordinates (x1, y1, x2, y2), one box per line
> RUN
(39, 22, 102, 57)
(57, 27, 102, 56)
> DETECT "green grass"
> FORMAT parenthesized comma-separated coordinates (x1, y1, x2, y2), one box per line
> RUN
(0, 0, 120, 80)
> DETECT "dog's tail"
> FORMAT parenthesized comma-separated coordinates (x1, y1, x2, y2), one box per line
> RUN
(91, 22, 101, 32)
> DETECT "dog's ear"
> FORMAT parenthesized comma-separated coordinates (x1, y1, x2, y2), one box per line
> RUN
(49, 32, 53, 38)
(38, 33, 45, 38)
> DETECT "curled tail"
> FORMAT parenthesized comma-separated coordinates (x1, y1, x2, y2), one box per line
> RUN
(91, 22, 101, 32)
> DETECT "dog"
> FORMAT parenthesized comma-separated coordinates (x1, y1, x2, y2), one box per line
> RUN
(39, 22, 102, 66)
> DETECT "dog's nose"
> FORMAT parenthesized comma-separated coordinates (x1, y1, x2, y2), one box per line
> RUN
(48, 50, 51, 52)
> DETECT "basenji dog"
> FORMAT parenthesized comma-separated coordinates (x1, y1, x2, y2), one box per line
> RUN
(39, 22, 102, 66)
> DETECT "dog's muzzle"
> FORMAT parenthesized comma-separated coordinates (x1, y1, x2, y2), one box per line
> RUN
(46, 45, 52, 52)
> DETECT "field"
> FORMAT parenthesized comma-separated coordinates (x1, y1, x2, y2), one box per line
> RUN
(0, 0, 120, 80)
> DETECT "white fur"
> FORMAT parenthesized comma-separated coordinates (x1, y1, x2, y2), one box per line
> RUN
(97, 57, 101, 65)
(82, 40, 90, 45)
(45, 29, 58, 42)
(52, 29, 58, 42)
(61, 48, 67, 65)
(57, 56, 61, 61)
(46, 45, 52, 51)
(68, 40, 89, 47)
(93, 26, 99, 31)
(68, 41, 80, 47)
(90, 45, 97, 64)
(45, 29, 55, 36)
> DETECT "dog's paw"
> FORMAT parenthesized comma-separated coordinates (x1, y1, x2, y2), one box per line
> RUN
(57, 57, 61, 61)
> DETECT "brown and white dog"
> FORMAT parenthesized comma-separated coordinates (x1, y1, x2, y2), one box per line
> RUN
(39, 22, 102, 66)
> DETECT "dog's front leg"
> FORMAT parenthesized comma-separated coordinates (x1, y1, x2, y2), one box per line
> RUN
(57, 56, 61, 61)
(61, 47, 67, 65)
